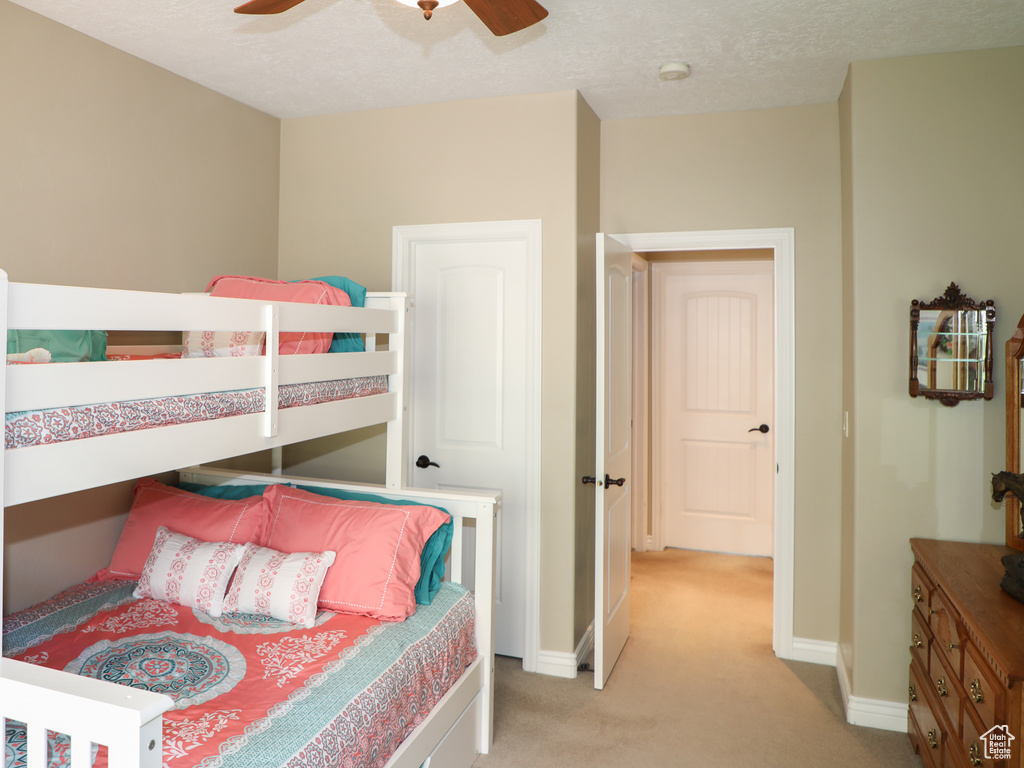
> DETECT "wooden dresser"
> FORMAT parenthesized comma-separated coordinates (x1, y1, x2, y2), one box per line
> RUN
(910, 538, 1024, 767)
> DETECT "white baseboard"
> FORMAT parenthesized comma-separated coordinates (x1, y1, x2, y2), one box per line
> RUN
(836, 646, 908, 733)
(790, 637, 838, 666)
(535, 623, 594, 679)
(534, 651, 578, 679)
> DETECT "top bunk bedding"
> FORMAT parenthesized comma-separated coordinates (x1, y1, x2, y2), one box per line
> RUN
(0, 272, 407, 506)
(5, 374, 388, 450)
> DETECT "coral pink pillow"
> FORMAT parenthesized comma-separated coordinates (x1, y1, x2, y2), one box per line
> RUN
(262, 484, 449, 621)
(205, 275, 352, 355)
(92, 478, 268, 582)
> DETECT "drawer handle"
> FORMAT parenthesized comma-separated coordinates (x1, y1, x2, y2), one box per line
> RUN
(914, 585, 924, 602)
(927, 729, 939, 749)
(936, 677, 948, 697)
(909, 684, 917, 702)
(970, 679, 984, 703)
(969, 742, 983, 767)
(913, 633, 923, 649)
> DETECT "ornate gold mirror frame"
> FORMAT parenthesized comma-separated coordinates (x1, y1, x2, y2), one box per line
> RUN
(909, 282, 996, 406)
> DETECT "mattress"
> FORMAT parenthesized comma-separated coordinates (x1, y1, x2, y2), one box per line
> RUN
(4, 376, 388, 450)
(3, 578, 476, 768)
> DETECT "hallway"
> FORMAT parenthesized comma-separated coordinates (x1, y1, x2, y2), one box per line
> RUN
(473, 549, 920, 767)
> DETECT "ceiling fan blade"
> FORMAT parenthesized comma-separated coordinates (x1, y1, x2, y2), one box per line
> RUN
(234, 0, 307, 14)
(462, 0, 548, 36)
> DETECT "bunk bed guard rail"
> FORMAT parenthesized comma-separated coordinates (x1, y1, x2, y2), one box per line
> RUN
(0, 274, 408, 507)
(0, 656, 173, 768)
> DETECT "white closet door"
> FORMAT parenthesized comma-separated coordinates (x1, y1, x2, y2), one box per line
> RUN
(401, 229, 535, 660)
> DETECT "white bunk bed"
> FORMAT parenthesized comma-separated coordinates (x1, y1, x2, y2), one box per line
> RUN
(0, 270, 496, 768)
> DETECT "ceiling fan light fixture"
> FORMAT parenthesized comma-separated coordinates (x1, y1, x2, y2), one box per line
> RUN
(394, 0, 459, 20)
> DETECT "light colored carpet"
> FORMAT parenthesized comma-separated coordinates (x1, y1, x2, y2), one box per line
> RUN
(473, 548, 920, 768)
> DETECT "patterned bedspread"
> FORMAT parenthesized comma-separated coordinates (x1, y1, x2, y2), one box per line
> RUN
(2, 579, 476, 768)
(4, 376, 388, 450)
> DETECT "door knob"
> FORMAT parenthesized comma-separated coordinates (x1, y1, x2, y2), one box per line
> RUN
(605, 475, 625, 487)
(748, 424, 770, 434)
(415, 454, 440, 469)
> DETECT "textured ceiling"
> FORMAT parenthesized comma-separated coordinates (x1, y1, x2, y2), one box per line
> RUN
(10, 0, 1024, 120)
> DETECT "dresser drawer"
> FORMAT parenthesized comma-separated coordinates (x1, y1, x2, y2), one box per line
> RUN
(914, 562, 935, 619)
(912, 607, 934, 671)
(931, 587, 964, 674)
(961, 704, 1010, 767)
(910, 661, 945, 768)
(931, 642, 963, 732)
(963, 641, 1004, 730)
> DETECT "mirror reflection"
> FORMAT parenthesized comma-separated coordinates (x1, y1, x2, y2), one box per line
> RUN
(915, 309, 987, 391)
(909, 283, 995, 406)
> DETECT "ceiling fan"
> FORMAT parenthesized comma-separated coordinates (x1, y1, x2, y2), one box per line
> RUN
(233, 0, 548, 37)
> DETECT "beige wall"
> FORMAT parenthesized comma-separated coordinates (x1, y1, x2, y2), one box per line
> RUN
(1, 1, 280, 611)
(601, 104, 845, 644)
(841, 46, 1024, 702)
(277, 91, 590, 654)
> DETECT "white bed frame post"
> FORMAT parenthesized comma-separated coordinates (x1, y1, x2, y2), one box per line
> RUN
(263, 303, 281, 440)
(366, 292, 407, 490)
(474, 499, 496, 753)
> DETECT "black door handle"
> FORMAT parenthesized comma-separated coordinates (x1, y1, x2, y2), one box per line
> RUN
(415, 454, 440, 469)
(582, 476, 597, 485)
(748, 424, 770, 434)
(605, 475, 625, 487)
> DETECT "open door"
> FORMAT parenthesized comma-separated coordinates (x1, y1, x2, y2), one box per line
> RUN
(594, 233, 632, 689)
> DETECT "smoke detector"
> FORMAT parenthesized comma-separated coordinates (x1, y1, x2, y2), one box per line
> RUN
(659, 62, 691, 81)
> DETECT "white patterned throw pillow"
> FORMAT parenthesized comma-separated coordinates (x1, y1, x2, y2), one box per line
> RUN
(134, 526, 245, 617)
(181, 329, 265, 358)
(223, 544, 336, 628)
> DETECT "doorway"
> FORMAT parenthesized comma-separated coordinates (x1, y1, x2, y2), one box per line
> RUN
(615, 229, 796, 659)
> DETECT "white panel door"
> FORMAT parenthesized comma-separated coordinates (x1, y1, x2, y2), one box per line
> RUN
(405, 235, 531, 659)
(595, 233, 632, 689)
(653, 261, 774, 557)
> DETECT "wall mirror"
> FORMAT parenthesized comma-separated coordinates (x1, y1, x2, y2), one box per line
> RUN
(909, 282, 995, 406)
